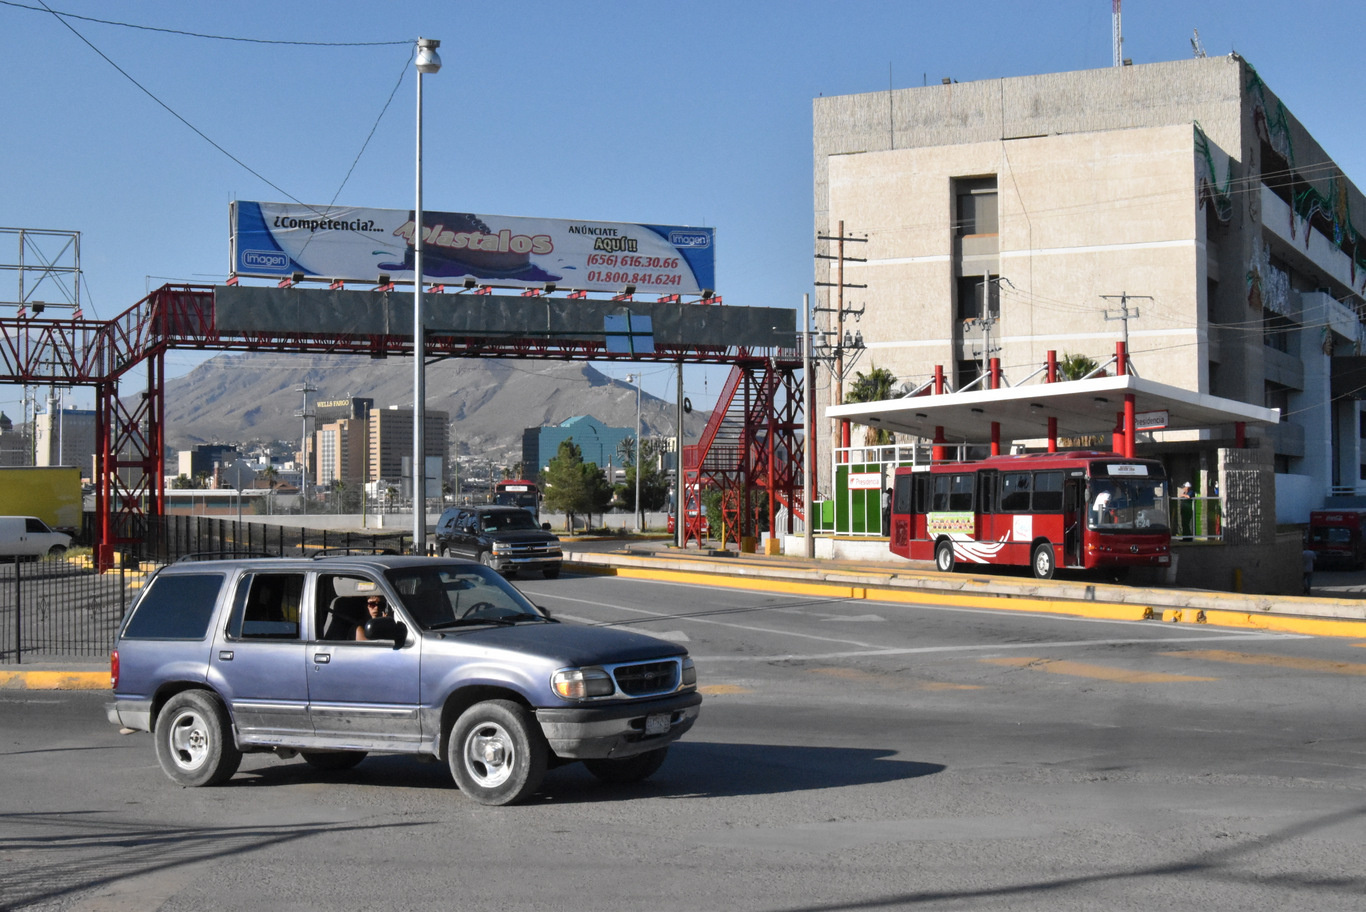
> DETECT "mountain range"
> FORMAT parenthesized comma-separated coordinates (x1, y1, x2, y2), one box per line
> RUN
(161, 352, 710, 460)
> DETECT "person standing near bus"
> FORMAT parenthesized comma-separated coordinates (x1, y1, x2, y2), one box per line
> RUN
(1178, 482, 1194, 540)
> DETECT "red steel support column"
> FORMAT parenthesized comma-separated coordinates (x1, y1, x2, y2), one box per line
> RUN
(1113, 412, 1126, 457)
(1046, 350, 1057, 383)
(989, 357, 1001, 390)
(933, 427, 946, 463)
(1047, 416, 1058, 453)
(1236, 421, 1246, 448)
(934, 365, 944, 395)
(1116, 341, 1128, 376)
(1124, 393, 1136, 458)
(991, 421, 1000, 456)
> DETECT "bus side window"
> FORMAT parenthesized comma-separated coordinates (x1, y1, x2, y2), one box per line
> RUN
(914, 474, 931, 514)
(893, 475, 913, 514)
(1001, 472, 1032, 512)
(948, 473, 974, 512)
(1032, 472, 1063, 512)
(931, 475, 951, 512)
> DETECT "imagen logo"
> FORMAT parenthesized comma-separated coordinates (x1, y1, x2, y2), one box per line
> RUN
(242, 250, 289, 270)
(668, 231, 711, 248)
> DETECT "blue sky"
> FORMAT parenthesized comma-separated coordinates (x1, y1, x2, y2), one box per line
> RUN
(3, 0, 1363, 416)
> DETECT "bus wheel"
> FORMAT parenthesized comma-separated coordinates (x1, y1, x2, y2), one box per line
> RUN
(1031, 543, 1056, 580)
(934, 540, 955, 573)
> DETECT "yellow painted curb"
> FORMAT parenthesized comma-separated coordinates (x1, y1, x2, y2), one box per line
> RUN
(0, 670, 109, 690)
(608, 565, 1152, 622)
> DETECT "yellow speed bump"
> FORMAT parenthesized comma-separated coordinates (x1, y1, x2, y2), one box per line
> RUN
(0, 670, 109, 690)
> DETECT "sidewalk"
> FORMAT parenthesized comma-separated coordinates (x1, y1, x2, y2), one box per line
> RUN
(7, 541, 1364, 690)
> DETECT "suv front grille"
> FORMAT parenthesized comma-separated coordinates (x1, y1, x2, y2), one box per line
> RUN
(613, 660, 679, 696)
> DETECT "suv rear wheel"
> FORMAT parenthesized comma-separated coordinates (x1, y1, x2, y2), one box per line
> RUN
(154, 690, 242, 787)
(449, 700, 547, 806)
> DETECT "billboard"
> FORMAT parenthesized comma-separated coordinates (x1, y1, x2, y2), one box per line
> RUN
(230, 201, 715, 296)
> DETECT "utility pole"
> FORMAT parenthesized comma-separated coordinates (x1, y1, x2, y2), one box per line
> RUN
(295, 383, 316, 518)
(1101, 292, 1150, 372)
(815, 220, 867, 463)
(967, 275, 1001, 381)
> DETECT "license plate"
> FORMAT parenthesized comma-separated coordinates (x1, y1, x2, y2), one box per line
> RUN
(644, 713, 671, 736)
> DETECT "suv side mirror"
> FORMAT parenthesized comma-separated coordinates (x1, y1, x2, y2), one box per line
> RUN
(362, 616, 407, 647)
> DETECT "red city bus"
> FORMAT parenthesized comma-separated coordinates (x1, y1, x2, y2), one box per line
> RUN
(888, 451, 1171, 579)
(493, 479, 540, 521)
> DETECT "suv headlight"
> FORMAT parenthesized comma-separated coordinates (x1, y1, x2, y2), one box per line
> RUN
(680, 656, 697, 689)
(552, 667, 615, 699)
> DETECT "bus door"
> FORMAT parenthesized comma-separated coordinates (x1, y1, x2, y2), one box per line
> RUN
(1063, 476, 1085, 566)
(890, 472, 914, 557)
(976, 470, 998, 543)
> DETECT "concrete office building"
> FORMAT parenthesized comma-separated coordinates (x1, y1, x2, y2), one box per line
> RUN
(34, 407, 96, 477)
(813, 55, 1366, 522)
(523, 416, 635, 482)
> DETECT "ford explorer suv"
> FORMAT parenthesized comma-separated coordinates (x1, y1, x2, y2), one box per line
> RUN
(433, 505, 562, 578)
(106, 554, 700, 805)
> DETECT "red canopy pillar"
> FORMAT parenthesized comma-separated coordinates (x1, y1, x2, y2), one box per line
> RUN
(1124, 393, 1136, 457)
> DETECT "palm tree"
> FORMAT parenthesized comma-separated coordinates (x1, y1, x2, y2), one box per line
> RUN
(844, 366, 899, 445)
(1058, 352, 1099, 381)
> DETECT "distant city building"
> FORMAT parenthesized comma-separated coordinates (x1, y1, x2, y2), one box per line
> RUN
(523, 416, 635, 481)
(34, 407, 96, 477)
(177, 444, 241, 482)
(0, 411, 29, 467)
(365, 405, 448, 498)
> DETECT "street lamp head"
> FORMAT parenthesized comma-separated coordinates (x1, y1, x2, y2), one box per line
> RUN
(416, 38, 442, 74)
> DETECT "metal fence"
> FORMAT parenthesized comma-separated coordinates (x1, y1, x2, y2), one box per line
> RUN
(0, 515, 415, 664)
(0, 556, 128, 664)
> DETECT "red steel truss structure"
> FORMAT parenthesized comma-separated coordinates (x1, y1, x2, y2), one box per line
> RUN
(0, 284, 807, 567)
(680, 359, 808, 549)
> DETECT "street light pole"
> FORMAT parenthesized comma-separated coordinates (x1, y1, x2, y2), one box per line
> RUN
(627, 374, 642, 532)
(412, 37, 441, 555)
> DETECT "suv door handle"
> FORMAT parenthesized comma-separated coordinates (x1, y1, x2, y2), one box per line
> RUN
(313, 653, 331, 664)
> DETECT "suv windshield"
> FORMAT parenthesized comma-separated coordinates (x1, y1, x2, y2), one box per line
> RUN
(385, 564, 547, 628)
(480, 510, 539, 532)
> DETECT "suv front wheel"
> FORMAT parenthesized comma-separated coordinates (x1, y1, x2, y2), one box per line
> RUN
(154, 690, 242, 787)
(448, 700, 547, 805)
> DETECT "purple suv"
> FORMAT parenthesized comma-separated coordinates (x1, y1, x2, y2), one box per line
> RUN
(106, 554, 700, 805)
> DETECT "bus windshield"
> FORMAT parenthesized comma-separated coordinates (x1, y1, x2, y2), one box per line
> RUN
(1088, 478, 1170, 533)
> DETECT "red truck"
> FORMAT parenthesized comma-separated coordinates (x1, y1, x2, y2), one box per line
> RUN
(1307, 509, 1366, 569)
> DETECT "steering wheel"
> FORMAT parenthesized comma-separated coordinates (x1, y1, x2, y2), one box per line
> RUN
(458, 601, 499, 620)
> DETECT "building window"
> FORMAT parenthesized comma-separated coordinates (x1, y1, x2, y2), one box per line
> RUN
(1262, 308, 1294, 353)
(1264, 381, 1291, 421)
(955, 177, 998, 236)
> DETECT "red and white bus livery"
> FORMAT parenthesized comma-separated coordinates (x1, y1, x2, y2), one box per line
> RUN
(888, 451, 1172, 579)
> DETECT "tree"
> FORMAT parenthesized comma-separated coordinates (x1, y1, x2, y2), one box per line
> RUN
(615, 437, 670, 514)
(1058, 352, 1099, 381)
(541, 439, 612, 531)
(843, 365, 900, 445)
(171, 474, 195, 489)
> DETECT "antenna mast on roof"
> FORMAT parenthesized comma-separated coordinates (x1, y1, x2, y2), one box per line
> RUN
(1112, 0, 1123, 67)
(1191, 28, 1207, 58)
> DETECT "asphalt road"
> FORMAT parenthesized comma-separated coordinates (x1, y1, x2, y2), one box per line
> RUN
(3, 570, 1365, 911)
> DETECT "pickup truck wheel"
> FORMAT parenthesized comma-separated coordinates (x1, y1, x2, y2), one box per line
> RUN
(154, 690, 241, 787)
(479, 550, 497, 570)
(301, 750, 367, 772)
(449, 700, 547, 806)
(584, 747, 669, 784)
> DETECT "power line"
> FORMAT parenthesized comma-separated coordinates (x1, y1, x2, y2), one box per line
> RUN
(3, 1, 410, 45)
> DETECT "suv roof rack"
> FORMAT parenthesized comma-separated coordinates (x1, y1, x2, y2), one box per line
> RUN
(310, 547, 404, 559)
(173, 550, 281, 563)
